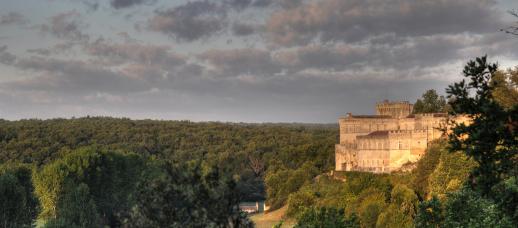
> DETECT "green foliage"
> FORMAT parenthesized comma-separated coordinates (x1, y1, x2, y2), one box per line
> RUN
(33, 147, 145, 226)
(413, 89, 447, 114)
(0, 118, 337, 202)
(446, 56, 518, 221)
(0, 173, 30, 228)
(357, 189, 387, 228)
(491, 68, 518, 109)
(0, 163, 38, 228)
(412, 140, 443, 198)
(342, 172, 392, 198)
(377, 185, 418, 228)
(491, 177, 518, 222)
(287, 188, 317, 217)
(43, 184, 100, 228)
(443, 187, 514, 228)
(0, 118, 336, 226)
(127, 160, 253, 228)
(285, 172, 398, 227)
(294, 207, 360, 228)
(415, 196, 443, 228)
(390, 185, 418, 217)
(428, 150, 476, 199)
(447, 56, 517, 192)
(376, 206, 413, 228)
(265, 162, 319, 210)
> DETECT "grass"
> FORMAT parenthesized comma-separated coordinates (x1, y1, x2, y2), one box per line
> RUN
(250, 205, 296, 228)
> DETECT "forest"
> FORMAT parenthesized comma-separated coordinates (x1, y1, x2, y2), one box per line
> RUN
(0, 56, 517, 228)
(0, 118, 337, 227)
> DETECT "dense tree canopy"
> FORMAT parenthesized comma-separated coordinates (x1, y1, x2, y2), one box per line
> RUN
(43, 184, 101, 228)
(0, 119, 336, 227)
(128, 160, 252, 228)
(412, 89, 448, 114)
(0, 119, 336, 203)
(294, 207, 359, 228)
(0, 163, 38, 228)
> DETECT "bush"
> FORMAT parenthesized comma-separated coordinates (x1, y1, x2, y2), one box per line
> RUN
(357, 189, 387, 228)
(377, 185, 418, 228)
(294, 207, 359, 228)
(265, 162, 319, 210)
(287, 188, 316, 217)
(443, 187, 513, 228)
(415, 196, 443, 228)
(412, 140, 444, 198)
(428, 150, 476, 200)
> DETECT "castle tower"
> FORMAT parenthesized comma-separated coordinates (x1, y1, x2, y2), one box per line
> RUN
(376, 100, 413, 119)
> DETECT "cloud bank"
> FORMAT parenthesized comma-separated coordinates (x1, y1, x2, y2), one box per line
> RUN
(0, 0, 517, 122)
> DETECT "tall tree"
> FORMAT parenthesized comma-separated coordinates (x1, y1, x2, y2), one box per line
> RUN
(43, 184, 101, 228)
(413, 89, 447, 114)
(128, 160, 253, 228)
(446, 56, 518, 221)
(0, 163, 38, 228)
(34, 147, 145, 226)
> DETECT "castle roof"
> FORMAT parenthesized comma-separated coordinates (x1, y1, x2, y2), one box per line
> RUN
(341, 115, 393, 119)
(405, 113, 448, 118)
(357, 131, 389, 139)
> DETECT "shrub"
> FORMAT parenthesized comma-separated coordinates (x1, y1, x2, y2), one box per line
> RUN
(294, 207, 359, 228)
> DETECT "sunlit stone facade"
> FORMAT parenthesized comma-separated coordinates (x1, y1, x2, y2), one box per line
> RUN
(335, 100, 452, 173)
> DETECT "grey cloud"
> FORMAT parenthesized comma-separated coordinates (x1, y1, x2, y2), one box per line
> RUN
(26, 42, 77, 56)
(6, 57, 146, 99)
(223, 0, 273, 9)
(147, 1, 226, 41)
(0, 45, 16, 64)
(276, 0, 302, 9)
(223, 0, 302, 9)
(0, 12, 27, 26)
(110, 0, 155, 9)
(193, 34, 477, 80)
(145, 0, 275, 41)
(27, 48, 52, 55)
(2, 0, 517, 123)
(84, 39, 186, 66)
(198, 48, 282, 76)
(265, 0, 503, 46)
(40, 11, 89, 42)
(232, 22, 257, 36)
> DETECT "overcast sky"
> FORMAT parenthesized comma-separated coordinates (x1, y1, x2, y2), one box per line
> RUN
(0, 0, 517, 123)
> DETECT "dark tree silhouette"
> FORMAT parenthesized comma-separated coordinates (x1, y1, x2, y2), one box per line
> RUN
(446, 56, 518, 222)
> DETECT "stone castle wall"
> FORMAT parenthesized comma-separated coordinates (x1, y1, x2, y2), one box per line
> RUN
(335, 101, 452, 173)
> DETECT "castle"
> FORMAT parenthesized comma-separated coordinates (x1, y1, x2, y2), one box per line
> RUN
(335, 100, 461, 173)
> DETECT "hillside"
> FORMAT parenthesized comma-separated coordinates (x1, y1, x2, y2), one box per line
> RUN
(0, 117, 337, 201)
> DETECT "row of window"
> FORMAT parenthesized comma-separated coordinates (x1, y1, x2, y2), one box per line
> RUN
(360, 160, 388, 166)
(357, 141, 409, 150)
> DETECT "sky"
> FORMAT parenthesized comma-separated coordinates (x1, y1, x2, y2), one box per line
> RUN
(0, 0, 517, 123)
